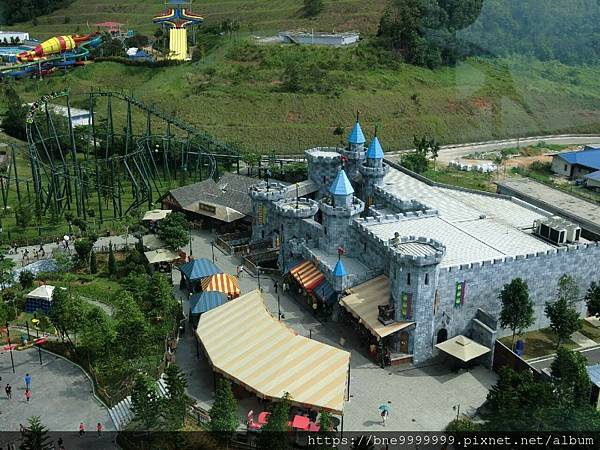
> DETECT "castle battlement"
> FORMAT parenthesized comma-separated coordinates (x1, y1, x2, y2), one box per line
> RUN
(374, 186, 433, 212)
(305, 147, 342, 162)
(249, 181, 288, 201)
(275, 198, 319, 218)
(387, 235, 446, 266)
(359, 163, 389, 178)
(320, 197, 365, 217)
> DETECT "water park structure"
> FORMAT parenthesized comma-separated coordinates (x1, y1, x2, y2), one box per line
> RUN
(14, 90, 241, 223)
(0, 33, 102, 79)
(153, 0, 204, 60)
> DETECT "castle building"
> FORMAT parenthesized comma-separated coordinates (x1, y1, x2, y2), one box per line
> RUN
(250, 118, 600, 365)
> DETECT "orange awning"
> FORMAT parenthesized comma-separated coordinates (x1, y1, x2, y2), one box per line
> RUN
(290, 261, 324, 293)
(201, 274, 241, 298)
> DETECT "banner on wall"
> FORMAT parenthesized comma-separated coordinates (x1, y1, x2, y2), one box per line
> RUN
(401, 292, 413, 320)
(454, 281, 466, 308)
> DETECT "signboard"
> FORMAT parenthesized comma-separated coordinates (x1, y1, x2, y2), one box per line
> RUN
(401, 292, 413, 320)
(257, 205, 266, 225)
(198, 202, 216, 214)
(454, 281, 466, 308)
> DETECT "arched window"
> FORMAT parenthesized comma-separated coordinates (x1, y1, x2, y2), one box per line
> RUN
(424, 273, 429, 285)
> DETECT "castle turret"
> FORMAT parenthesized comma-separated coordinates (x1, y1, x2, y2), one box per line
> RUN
(249, 180, 288, 244)
(305, 148, 343, 198)
(342, 114, 366, 179)
(386, 234, 445, 364)
(319, 169, 364, 254)
(274, 198, 320, 270)
(359, 129, 389, 208)
(332, 257, 348, 292)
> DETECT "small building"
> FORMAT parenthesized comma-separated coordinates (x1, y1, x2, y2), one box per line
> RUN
(0, 31, 30, 43)
(587, 364, 600, 409)
(141, 234, 165, 251)
(26, 285, 56, 314)
(144, 248, 180, 278)
(27, 103, 92, 128)
(583, 171, 600, 192)
(279, 31, 359, 46)
(551, 146, 600, 179)
(161, 173, 260, 231)
(142, 209, 171, 232)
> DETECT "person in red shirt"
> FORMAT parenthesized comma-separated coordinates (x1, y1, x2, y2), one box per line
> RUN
(96, 423, 103, 438)
(79, 422, 85, 436)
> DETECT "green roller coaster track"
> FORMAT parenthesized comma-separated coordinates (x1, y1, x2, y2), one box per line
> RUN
(23, 89, 241, 223)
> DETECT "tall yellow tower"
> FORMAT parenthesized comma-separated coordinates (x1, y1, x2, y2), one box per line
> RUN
(153, 1, 204, 61)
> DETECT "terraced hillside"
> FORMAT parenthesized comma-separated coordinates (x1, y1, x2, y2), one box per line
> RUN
(3, 0, 385, 37)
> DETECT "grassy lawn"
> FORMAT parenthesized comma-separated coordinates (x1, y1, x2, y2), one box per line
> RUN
(499, 328, 579, 360)
(423, 165, 495, 192)
(580, 320, 600, 342)
(38, 273, 122, 305)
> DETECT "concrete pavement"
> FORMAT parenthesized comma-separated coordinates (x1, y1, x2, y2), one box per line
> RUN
(0, 348, 114, 432)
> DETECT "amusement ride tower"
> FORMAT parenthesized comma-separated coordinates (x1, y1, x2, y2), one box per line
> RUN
(153, 0, 204, 60)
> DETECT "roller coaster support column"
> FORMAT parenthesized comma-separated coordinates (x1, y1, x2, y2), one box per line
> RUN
(66, 95, 82, 218)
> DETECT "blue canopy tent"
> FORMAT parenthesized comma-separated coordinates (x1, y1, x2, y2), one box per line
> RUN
(313, 279, 337, 305)
(179, 258, 222, 292)
(189, 291, 228, 326)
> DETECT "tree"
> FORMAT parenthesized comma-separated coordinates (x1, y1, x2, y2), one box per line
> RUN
(303, 0, 324, 17)
(90, 250, 98, 274)
(131, 373, 161, 430)
(0, 254, 16, 289)
(551, 347, 591, 408)
(259, 392, 292, 450)
(281, 60, 303, 93)
(108, 241, 117, 277)
(446, 418, 482, 431)
(585, 281, 600, 317)
(14, 203, 33, 228)
(545, 275, 582, 349)
(74, 238, 93, 266)
(313, 411, 336, 450)
(79, 306, 116, 363)
(498, 278, 535, 349)
(49, 288, 81, 352)
(20, 416, 52, 450)
(146, 273, 179, 338)
(2, 86, 27, 140)
(19, 270, 35, 289)
(114, 291, 149, 359)
(484, 367, 557, 431)
(162, 364, 191, 430)
(209, 378, 238, 441)
(157, 212, 189, 251)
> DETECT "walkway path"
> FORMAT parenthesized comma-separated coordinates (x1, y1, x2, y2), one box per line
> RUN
(0, 348, 115, 432)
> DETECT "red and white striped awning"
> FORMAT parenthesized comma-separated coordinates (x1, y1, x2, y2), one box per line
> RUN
(290, 261, 324, 293)
(201, 273, 241, 298)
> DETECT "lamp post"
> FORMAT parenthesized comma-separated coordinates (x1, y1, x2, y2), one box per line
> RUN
(7, 337, 15, 373)
(32, 319, 42, 365)
(189, 224, 193, 257)
(453, 404, 461, 421)
(257, 267, 261, 292)
(211, 241, 215, 263)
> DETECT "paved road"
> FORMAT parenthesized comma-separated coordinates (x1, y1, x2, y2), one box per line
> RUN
(529, 345, 600, 372)
(385, 134, 600, 164)
(174, 229, 497, 431)
(0, 348, 114, 432)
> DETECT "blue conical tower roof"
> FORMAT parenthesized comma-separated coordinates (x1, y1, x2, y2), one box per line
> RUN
(348, 121, 366, 145)
(329, 169, 354, 196)
(333, 259, 348, 277)
(367, 136, 384, 159)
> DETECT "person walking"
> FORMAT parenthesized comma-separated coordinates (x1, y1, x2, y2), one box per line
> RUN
(57, 437, 64, 449)
(79, 422, 85, 437)
(5, 384, 12, 399)
(25, 389, 31, 403)
(96, 422, 103, 438)
(379, 404, 390, 426)
(24, 373, 31, 390)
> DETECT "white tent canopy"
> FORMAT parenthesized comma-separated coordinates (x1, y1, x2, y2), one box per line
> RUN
(435, 335, 490, 362)
(142, 209, 172, 221)
(26, 285, 56, 301)
(197, 290, 350, 414)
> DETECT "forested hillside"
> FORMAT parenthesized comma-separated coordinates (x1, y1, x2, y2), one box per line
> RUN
(460, 0, 600, 64)
(0, 0, 73, 25)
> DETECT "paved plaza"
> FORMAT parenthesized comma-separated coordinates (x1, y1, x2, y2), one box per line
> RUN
(174, 229, 497, 431)
(0, 347, 115, 433)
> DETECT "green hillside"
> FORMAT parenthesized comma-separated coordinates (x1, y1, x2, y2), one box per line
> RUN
(2, 1, 600, 154)
(3, 0, 385, 37)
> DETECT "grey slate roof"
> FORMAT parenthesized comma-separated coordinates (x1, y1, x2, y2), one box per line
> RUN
(166, 173, 260, 218)
(587, 364, 600, 387)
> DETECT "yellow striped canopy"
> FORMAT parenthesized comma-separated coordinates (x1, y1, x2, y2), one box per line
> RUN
(201, 273, 241, 298)
(197, 290, 350, 414)
(290, 261, 324, 293)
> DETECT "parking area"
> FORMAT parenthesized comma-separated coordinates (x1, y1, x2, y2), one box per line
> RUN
(174, 229, 497, 431)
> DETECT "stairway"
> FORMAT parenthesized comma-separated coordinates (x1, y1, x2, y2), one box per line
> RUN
(108, 375, 170, 430)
